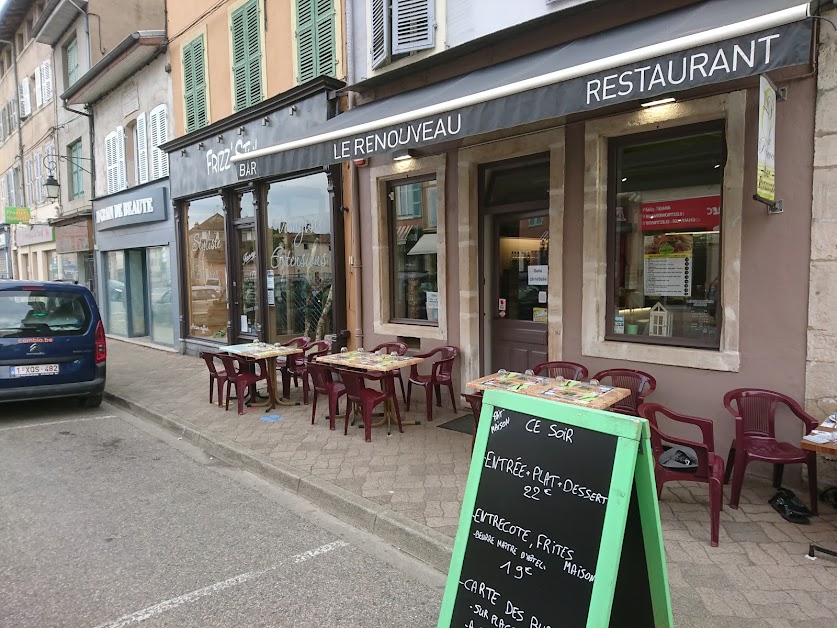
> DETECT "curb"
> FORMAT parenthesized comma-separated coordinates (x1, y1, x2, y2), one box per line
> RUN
(103, 390, 455, 572)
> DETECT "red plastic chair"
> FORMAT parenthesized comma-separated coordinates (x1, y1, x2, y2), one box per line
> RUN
(368, 341, 408, 402)
(463, 391, 484, 453)
(218, 354, 273, 415)
(532, 361, 588, 381)
(640, 403, 725, 547)
(276, 336, 310, 396)
(723, 388, 819, 514)
(308, 361, 346, 431)
(200, 351, 228, 406)
(592, 368, 656, 416)
(339, 368, 403, 442)
(281, 338, 330, 404)
(406, 346, 459, 422)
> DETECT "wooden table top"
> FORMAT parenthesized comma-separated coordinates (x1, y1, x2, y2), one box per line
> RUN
(800, 419, 837, 455)
(222, 342, 303, 359)
(467, 372, 632, 411)
(316, 351, 424, 372)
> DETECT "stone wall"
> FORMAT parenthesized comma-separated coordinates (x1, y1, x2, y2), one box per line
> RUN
(808, 8, 837, 481)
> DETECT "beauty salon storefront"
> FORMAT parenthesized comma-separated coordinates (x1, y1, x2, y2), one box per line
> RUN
(162, 78, 347, 356)
(233, 0, 818, 451)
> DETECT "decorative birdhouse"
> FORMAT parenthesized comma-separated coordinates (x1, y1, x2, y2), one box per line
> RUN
(649, 302, 672, 337)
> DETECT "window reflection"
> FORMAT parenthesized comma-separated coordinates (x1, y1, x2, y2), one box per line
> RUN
(184, 195, 228, 341)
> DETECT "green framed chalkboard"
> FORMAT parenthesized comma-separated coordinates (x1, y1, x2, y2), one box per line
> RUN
(438, 389, 673, 628)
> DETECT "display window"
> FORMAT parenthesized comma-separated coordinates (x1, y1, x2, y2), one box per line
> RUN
(184, 195, 228, 341)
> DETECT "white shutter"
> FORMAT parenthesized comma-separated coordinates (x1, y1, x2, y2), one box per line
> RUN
(116, 127, 127, 191)
(34, 152, 43, 204)
(25, 159, 34, 206)
(149, 105, 169, 180)
(1, 176, 7, 208)
(18, 78, 31, 118)
(8, 171, 17, 207)
(392, 0, 435, 54)
(35, 66, 43, 109)
(135, 113, 149, 184)
(370, 0, 390, 69)
(41, 59, 53, 104)
(105, 131, 118, 194)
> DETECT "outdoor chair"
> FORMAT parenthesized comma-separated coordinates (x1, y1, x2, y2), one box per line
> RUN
(279, 336, 322, 403)
(339, 368, 403, 442)
(406, 346, 459, 423)
(723, 388, 819, 514)
(639, 403, 724, 547)
(463, 391, 484, 453)
(218, 354, 273, 415)
(200, 351, 228, 406)
(308, 361, 346, 431)
(592, 368, 656, 416)
(532, 360, 589, 381)
(368, 341, 409, 402)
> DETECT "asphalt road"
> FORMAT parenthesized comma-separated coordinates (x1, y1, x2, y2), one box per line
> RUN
(0, 400, 445, 627)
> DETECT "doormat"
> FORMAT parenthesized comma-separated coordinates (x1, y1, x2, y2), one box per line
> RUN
(438, 414, 476, 435)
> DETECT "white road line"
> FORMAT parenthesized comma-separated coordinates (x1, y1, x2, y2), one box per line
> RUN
(92, 540, 350, 628)
(0, 415, 115, 432)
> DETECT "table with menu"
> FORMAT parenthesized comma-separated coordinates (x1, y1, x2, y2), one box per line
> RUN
(223, 342, 303, 407)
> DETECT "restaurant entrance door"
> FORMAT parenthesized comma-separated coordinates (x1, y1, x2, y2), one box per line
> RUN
(231, 190, 260, 343)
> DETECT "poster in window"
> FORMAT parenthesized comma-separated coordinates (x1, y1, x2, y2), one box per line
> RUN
(643, 234, 693, 297)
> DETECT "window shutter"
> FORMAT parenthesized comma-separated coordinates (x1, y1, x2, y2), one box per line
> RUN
(34, 152, 43, 204)
(72, 142, 84, 198)
(67, 40, 79, 85)
(370, 0, 390, 69)
(0, 177, 6, 208)
(0, 109, 5, 141)
(136, 113, 149, 184)
(296, 0, 315, 82)
(105, 132, 117, 194)
(41, 59, 52, 104)
(19, 77, 31, 117)
(25, 158, 34, 206)
(231, 0, 262, 111)
(149, 105, 169, 180)
(392, 0, 435, 54)
(315, 0, 336, 78)
(35, 66, 43, 108)
(116, 127, 127, 191)
(6, 171, 15, 207)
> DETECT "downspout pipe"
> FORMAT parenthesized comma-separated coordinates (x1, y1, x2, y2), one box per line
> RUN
(0, 37, 22, 280)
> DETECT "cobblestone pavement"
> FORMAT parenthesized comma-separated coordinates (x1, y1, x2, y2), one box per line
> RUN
(107, 340, 837, 626)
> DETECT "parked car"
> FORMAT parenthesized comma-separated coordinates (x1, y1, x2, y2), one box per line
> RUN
(0, 280, 106, 406)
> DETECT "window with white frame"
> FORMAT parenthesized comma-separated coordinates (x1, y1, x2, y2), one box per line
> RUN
(18, 76, 32, 119)
(34, 58, 52, 109)
(371, 0, 436, 70)
(134, 112, 149, 185)
(104, 129, 126, 195)
(25, 158, 34, 206)
(149, 104, 169, 180)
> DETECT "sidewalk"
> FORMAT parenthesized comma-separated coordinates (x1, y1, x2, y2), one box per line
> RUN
(105, 339, 837, 627)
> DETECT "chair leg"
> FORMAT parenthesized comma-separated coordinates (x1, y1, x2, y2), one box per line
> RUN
(343, 401, 352, 435)
(217, 378, 225, 407)
(434, 384, 442, 407)
(281, 370, 291, 400)
(397, 373, 406, 403)
(236, 381, 247, 415)
(406, 381, 413, 410)
(729, 451, 748, 509)
(390, 390, 404, 434)
(772, 464, 784, 488)
(224, 380, 232, 411)
(724, 446, 735, 484)
(362, 402, 373, 442)
(808, 454, 819, 516)
(302, 375, 309, 405)
(447, 383, 457, 413)
(311, 391, 318, 424)
(327, 393, 341, 431)
(209, 376, 215, 404)
(425, 384, 434, 422)
(709, 477, 722, 547)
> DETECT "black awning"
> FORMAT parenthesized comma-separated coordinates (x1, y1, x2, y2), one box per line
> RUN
(233, 0, 812, 174)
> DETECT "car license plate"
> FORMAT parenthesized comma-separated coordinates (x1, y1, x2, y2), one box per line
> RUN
(11, 364, 60, 377)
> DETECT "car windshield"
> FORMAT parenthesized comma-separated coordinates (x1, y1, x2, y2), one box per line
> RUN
(0, 290, 92, 338)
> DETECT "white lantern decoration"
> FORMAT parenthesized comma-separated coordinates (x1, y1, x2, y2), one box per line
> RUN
(649, 302, 672, 337)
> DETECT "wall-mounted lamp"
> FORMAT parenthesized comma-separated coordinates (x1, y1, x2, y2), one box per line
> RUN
(289, 105, 297, 116)
(640, 96, 676, 108)
(180, 149, 187, 157)
(262, 116, 270, 126)
(198, 142, 205, 150)
(217, 134, 224, 143)
(392, 148, 415, 161)
(44, 175, 60, 201)
(238, 126, 245, 135)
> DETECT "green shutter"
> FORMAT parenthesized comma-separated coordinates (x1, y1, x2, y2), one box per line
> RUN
(67, 40, 79, 86)
(183, 35, 208, 133)
(296, 0, 335, 83)
(231, 0, 262, 111)
(71, 141, 83, 199)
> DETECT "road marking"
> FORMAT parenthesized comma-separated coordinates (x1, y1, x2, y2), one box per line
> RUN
(92, 540, 350, 628)
(0, 415, 115, 432)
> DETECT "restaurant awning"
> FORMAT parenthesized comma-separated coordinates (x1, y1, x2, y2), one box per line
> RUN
(407, 233, 438, 256)
(233, 0, 813, 175)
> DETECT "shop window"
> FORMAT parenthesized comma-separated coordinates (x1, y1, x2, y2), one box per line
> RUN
(68, 139, 84, 199)
(295, 0, 336, 83)
(105, 250, 127, 336)
(184, 195, 228, 341)
(230, 0, 263, 111)
(607, 123, 724, 349)
(265, 173, 333, 341)
(371, 0, 436, 70)
(388, 177, 439, 324)
(182, 35, 208, 132)
(148, 246, 174, 346)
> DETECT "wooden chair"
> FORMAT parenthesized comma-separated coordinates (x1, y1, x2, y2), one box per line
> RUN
(406, 346, 459, 422)
(592, 368, 656, 416)
(308, 361, 346, 431)
(723, 388, 819, 514)
(532, 360, 588, 381)
(640, 403, 724, 547)
(339, 368, 403, 442)
(200, 351, 228, 406)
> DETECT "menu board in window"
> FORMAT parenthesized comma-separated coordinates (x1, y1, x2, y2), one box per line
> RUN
(438, 390, 673, 628)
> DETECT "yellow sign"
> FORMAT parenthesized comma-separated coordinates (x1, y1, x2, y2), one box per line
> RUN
(3, 206, 31, 224)
(757, 75, 776, 202)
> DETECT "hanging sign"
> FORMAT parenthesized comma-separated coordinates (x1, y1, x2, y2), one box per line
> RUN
(756, 75, 777, 203)
(437, 390, 672, 628)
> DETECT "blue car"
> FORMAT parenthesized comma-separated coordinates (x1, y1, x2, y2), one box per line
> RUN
(0, 280, 106, 406)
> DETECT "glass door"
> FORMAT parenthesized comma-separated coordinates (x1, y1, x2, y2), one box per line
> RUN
(231, 190, 259, 342)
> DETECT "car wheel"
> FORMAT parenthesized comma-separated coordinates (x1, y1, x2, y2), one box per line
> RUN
(81, 394, 103, 408)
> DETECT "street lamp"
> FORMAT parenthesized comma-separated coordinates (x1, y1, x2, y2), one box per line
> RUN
(42, 152, 93, 202)
(44, 175, 60, 201)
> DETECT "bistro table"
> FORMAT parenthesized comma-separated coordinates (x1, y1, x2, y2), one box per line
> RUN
(800, 417, 837, 560)
(223, 342, 303, 408)
(316, 350, 424, 433)
(467, 371, 631, 410)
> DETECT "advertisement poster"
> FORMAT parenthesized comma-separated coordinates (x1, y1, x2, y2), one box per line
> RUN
(643, 234, 693, 297)
(640, 196, 721, 231)
(757, 75, 777, 202)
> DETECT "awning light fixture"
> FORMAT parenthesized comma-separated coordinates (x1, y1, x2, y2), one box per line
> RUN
(640, 97, 676, 108)
(392, 149, 415, 161)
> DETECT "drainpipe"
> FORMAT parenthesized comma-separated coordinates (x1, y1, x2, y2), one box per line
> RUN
(0, 37, 22, 280)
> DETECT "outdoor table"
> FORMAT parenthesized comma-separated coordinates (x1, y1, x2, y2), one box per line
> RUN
(800, 418, 837, 561)
(316, 350, 424, 433)
(467, 371, 631, 411)
(222, 342, 303, 408)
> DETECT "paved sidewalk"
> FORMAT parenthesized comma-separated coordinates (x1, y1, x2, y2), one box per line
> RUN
(105, 339, 837, 627)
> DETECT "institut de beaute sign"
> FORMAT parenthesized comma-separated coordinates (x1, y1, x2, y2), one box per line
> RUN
(94, 186, 167, 231)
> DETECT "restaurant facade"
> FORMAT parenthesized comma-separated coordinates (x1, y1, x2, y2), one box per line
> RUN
(232, 0, 821, 451)
(161, 78, 348, 356)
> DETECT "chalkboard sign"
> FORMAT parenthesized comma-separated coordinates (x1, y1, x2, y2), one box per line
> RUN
(438, 390, 672, 628)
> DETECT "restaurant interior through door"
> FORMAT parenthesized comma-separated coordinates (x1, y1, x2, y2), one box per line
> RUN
(231, 189, 260, 343)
